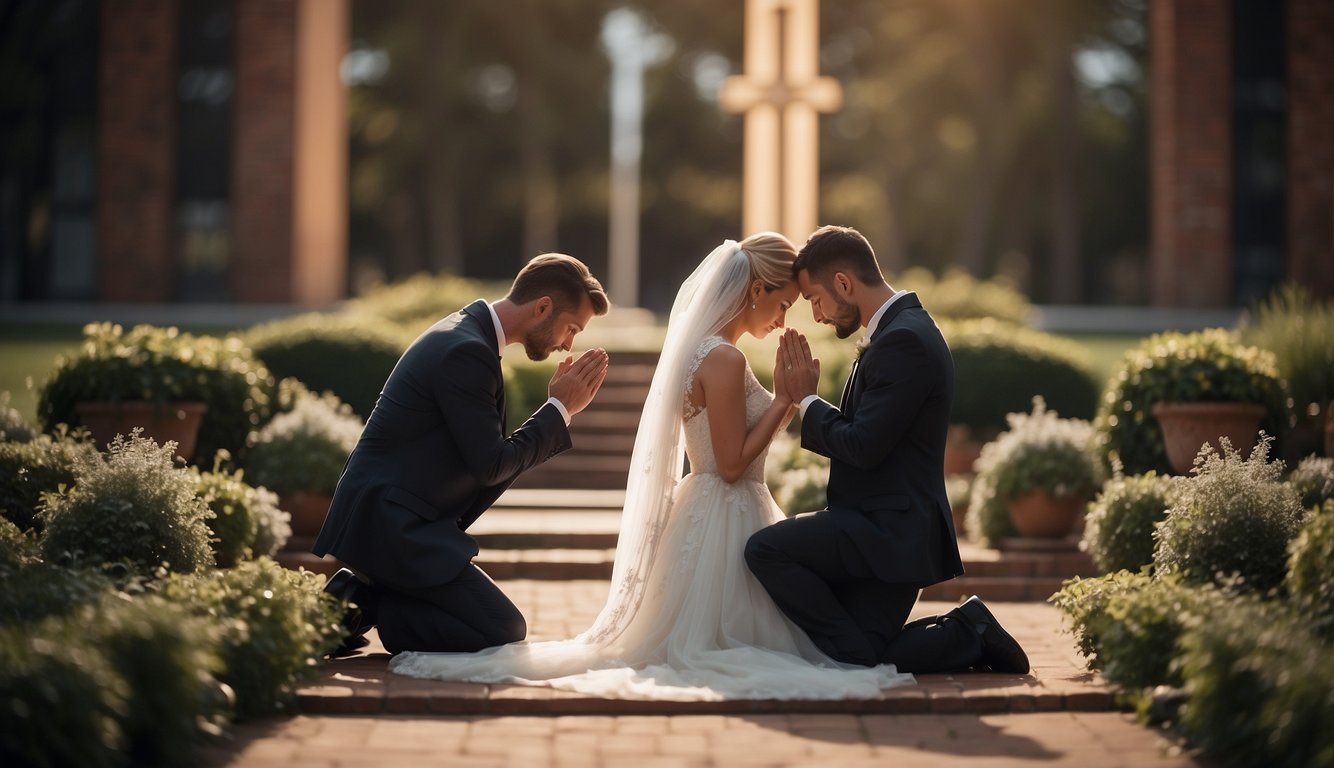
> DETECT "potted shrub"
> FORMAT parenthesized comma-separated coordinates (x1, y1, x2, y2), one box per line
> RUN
(1153, 436, 1304, 594)
(968, 398, 1104, 545)
(244, 394, 363, 536)
(38, 323, 274, 464)
(1097, 328, 1291, 476)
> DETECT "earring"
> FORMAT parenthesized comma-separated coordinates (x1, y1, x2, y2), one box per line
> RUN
(751, 303, 757, 310)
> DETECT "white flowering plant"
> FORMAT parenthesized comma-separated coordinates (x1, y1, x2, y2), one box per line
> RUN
(968, 397, 1105, 545)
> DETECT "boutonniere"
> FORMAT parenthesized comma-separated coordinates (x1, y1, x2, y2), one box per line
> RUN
(853, 336, 870, 361)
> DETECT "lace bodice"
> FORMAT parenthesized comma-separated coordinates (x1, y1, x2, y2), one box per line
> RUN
(682, 336, 773, 483)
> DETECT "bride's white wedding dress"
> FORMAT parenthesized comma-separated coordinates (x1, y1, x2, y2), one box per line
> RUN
(388, 243, 913, 700)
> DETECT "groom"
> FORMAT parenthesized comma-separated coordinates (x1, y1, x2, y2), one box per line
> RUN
(746, 225, 1029, 674)
(314, 254, 610, 654)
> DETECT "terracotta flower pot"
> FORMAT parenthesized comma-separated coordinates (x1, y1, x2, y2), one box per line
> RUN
(1007, 489, 1087, 539)
(75, 400, 208, 460)
(1151, 401, 1267, 474)
(280, 490, 334, 538)
(944, 424, 984, 476)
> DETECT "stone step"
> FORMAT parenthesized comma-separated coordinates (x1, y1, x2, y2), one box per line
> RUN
(560, 432, 638, 456)
(602, 363, 658, 386)
(563, 409, 644, 433)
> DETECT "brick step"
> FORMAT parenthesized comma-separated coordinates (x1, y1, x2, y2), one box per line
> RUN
(475, 548, 616, 580)
(511, 466, 631, 490)
(559, 432, 638, 455)
(601, 363, 658, 386)
(921, 576, 1074, 603)
(564, 410, 644, 433)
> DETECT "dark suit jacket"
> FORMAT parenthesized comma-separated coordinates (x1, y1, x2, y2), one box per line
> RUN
(801, 293, 964, 587)
(312, 300, 572, 590)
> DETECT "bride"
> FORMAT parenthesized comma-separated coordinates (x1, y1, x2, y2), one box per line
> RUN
(388, 234, 914, 700)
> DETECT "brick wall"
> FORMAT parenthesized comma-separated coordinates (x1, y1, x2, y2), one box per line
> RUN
(1150, 0, 1234, 307)
(98, 0, 177, 302)
(1287, 0, 1334, 298)
(232, 0, 297, 303)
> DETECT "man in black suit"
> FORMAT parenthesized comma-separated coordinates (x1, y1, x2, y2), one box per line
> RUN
(314, 254, 610, 654)
(746, 226, 1029, 674)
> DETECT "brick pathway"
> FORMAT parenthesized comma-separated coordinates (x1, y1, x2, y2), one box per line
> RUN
(296, 582, 1114, 716)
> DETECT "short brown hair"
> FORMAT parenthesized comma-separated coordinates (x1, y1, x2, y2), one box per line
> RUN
(792, 225, 883, 285)
(508, 253, 610, 316)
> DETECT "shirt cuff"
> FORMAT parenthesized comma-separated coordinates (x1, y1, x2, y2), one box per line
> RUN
(546, 396, 571, 425)
(798, 394, 821, 418)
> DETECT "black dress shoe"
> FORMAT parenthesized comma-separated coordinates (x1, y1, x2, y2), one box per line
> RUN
(324, 568, 377, 638)
(952, 595, 1030, 674)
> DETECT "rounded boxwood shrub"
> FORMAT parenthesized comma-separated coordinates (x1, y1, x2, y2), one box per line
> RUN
(86, 594, 227, 767)
(0, 430, 98, 534)
(37, 323, 275, 466)
(346, 272, 501, 334)
(941, 319, 1101, 435)
(0, 563, 111, 626)
(193, 467, 261, 568)
(0, 620, 127, 768)
(1287, 498, 1334, 640)
(897, 267, 1032, 326)
(1177, 598, 1333, 768)
(1153, 437, 1305, 594)
(40, 433, 215, 580)
(1096, 328, 1291, 476)
(1081, 472, 1177, 574)
(1287, 455, 1334, 510)
(1049, 570, 1152, 667)
(968, 398, 1104, 545)
(245, 396, 362, 497)
(244, 313, 407, 417)
(162, 558, 343, 718)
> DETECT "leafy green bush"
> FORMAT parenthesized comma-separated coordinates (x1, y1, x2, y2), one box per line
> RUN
(265, 376, 348, 422)
(968, 398, 1104, 545)
(37, 323, 275, 466)
(193, 467, 261, 568)
(1096, 329, 1291, 475)
(1177, 598, 1333, 768)
(503, 359, 558, 429)
(245, 397, 362, 496)
(0, 517, 36, 571)
(1287, 455, 1334, 510)
(0, 391, 36, 442)
(765, 431, 831, 516)
(161, 559, 342, 718)
(941, 319, 1101, 434)
(1049, 570, 1152, 664)
(1081, 472, 1177, 574)
(1051, 571, 1226, 690)
(244, 313, 407, 416)
(1241, 284, 1333, 440)
(346, 272, 502, 334)
(897, 267, 1032, 326)
(1153, 437, 1304, 594)
(40, 433, 214, 581)
(0, 430, 97, 534)
(0, 620, 127, 768)
(0, 563, 111, 626)
(87, 594, 227, 767)
(1287, 499, 1334, 640)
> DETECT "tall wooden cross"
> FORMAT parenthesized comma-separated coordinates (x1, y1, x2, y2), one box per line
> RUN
(720, 0, 842, 245)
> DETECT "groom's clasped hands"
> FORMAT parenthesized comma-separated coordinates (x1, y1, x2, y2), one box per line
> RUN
(548, 348, 610, 416)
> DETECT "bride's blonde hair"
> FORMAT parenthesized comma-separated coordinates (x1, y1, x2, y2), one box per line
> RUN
(739, 232, 798, 291)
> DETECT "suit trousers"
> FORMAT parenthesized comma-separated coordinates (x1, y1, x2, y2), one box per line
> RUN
(744, 510, 981, 672)
(371, 564, 527, 654)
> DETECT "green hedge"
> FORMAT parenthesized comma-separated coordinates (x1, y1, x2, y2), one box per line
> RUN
(0, 430, 97, 534)
(941, 319, 1101, 434)
(346, 272, 503, 335)
(1081, 472, 1176, 575)
(244, 313, 407, 417)
(1096, 329, 1291, 476)
(897, 267, 1032, 326)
